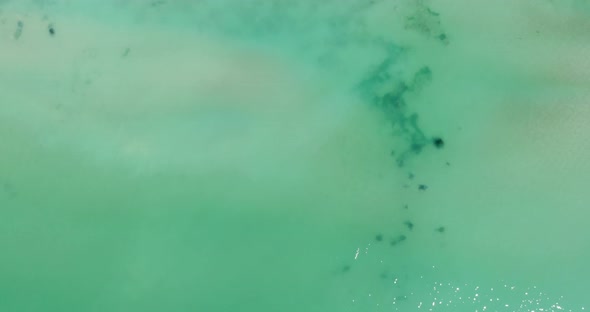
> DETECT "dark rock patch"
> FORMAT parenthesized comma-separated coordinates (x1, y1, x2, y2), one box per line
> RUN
(432, 137, 444, 149)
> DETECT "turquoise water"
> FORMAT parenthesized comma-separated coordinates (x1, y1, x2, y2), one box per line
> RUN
(1, 1, 589, 311)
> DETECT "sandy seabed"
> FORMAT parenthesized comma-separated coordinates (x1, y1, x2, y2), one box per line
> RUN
(1, 0, 589, 311)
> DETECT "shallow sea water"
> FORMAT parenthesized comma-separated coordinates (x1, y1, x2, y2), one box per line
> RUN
(1, 0, 589, 311)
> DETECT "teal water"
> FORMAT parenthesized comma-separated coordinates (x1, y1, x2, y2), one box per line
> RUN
(1, 1, 589, 311)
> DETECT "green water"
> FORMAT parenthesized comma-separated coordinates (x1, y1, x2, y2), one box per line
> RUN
(1, 0, 589, 311)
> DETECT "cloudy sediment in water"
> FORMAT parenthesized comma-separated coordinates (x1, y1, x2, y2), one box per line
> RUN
(1, 0, 589, 311)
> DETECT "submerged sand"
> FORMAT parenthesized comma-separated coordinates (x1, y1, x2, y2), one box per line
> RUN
(1, 0, 589, 311)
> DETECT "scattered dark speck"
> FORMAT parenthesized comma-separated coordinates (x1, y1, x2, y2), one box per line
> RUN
(438, 33, 447, 41)
(403, 204, 409, 209)
(418, 184, 428, 191)
(342, 265, 351, 272)
(427, 8, 440, 17)
(122, 48, 130, 57)
(391, 235, 407, 246)
(14, 20, 24, 40)
(435, 226, 446, 233)
(417, 66, 432, 77)
(408, 172, 414, 180)
(396, 159, 404, 167)
(375, 234, 383, 242)
(48, 24, 55, 36)
(404, 221, 414, 231)
(380, 272, 388, 279)
(2, 182, 17, 198)
(446, 161, 451, 166)
(433, 137, 444, 149)
(411, 143, 424, 154)
(151, 0, 166, 7)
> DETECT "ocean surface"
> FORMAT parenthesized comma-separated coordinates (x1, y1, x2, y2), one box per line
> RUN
(1, 0, 589, 311)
